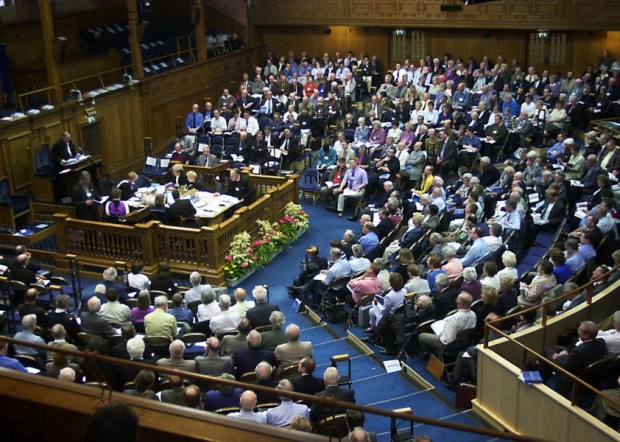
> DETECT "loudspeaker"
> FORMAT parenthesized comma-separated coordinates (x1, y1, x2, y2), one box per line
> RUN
(324, 27, 332, 35)
(55, 37, 67, 61)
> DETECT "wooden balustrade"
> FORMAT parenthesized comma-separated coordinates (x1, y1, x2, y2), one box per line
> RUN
(53, 173, 299, 286)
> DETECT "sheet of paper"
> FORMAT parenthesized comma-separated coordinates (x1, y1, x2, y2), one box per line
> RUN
(383, 359, 402, 373)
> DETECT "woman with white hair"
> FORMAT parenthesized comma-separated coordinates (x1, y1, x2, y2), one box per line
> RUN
(497, 251, 518, 280)
(459, 267, 482, 300)
(353, 117, 370, 146)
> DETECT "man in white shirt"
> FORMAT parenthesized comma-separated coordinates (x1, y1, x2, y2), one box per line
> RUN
(210, 294, 241, 336)
(243, 110, 259, 137)
(229, 288, 255, 318)
(418, 293, 476, 358)
(482, 223, 503, 254)
(210, 109, 227, 135)
(228, 390, 267, 423)
(598, 311, 620, 357)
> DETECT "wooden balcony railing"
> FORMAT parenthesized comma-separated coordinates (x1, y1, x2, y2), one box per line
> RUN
(53, 172, 299, 286)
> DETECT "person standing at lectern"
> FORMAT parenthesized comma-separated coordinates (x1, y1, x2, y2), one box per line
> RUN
(50, 132, 78, 173)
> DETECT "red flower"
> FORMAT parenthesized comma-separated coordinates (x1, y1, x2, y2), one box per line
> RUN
(279, 219, 284, 224)
(225, 255, 232, 261)
(293, 219, 299, 224)
(248, 248, 254, 253)
(241, 262, 248, 268)
(253, 256, 257, 261)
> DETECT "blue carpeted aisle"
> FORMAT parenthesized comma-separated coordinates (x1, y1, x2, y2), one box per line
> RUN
(73, 197, 506, 441)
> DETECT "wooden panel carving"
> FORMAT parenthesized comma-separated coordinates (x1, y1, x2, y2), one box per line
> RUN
(249, 0, 620, 30)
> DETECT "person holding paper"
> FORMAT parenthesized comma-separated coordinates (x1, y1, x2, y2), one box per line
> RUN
(418, 293, 476, 359)
(334, 158, 368, 218)
(50, 131, 78, 173)
(72, 171, 101, 221)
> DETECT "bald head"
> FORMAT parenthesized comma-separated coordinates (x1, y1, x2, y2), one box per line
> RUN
(324, 367, 340, 386)
(286, 324, 300, 342)
(239, 390, 258, 411)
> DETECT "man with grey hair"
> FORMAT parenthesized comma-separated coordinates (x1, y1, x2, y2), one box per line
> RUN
(118, 336, 152, 386)
(101, 267, 129, 302)
(80, 296, 116, 337)
(374, 258, 391, 293)
(310, 367, 356, 424)
(246, 285, 279, 328)
(221, 317, 251, 356)
(184, 271, 212, 304)
(432, 273, 459, 319)
(196, 336, 233, 377)
(156, 339, 197, 373)
(230, 288, 255, 318)
(14, 314, 46, 364)
(233, 330, 276, 378)
(58, 366, 76, 382)
(479, 156, 500, 187)
(261, 311, 287, 351)
(266, 379, 310, 426)
(43, 293, 81, 338)
(349, 244, 371, 275)
(210, 294, 241, 335)
(275, 324, 313, 377)
(80, 283, 108, 312)
(47, 323, 81, 363)
(313, 247, 352, 308)
(418, 293, 476, 359)
(341, 229, 358, 258)
(228, 390, 267, 423)
(144, 295, 178, 340)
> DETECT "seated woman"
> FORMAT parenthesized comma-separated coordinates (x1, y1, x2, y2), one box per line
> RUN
(480, 261, 500, 291)
(149, 261, 178, 297)
(476, 286, 499, 330)
(104, 189, 128, 223)
(166, 163, 188, 188)
(496, 251, 518, 281)
(460, 267, 482, 300)
(196, 289, 221, 323)
(549, 247, 573, 285)
(494, 275, 519, 316)
(128, 260, 150, 292)
(351, 117, 370, 148)
(131, 290, 155, 325)
(518, 260, 557, 308)
(185, 170, 209, 192)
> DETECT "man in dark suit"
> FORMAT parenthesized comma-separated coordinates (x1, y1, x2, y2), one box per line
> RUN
(72, 170, 100, 221)
(216, 168, 255, 217)
(9, 254, 39, 305)
(290, 357, 325, 398)
(197, 146, 219, 167)
(536, 321, 607, 395)
(309, 367, 356, 424)
(110, 324, 152, 360)
(43, 294, 81, 339)
(80, 297, 116, 338)
(232, 330, 276, 379)
(374, 208, 395, 241)
(289, 245, 328, 289)
(479, 157, 501, 187)
(533, 188, 566, 232)
(432, 274, 458, 319)
(196, 337, 234, 377)
(277, 128, 300, 162)
(437, 129, 458, 176)
(166, 189, 196, 226)
(246, 285, 280, 328)
(50, 131, 78, 174)
(17, 288, 47, 324)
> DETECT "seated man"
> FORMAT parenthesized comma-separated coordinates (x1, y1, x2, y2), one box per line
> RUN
(458, 227, 490, 268)
(312, 247, 352, 307)
(418, 293, 476, 359)
(309, 367, 356, 425)
(333, 157, 368, 218)
(209, 295, 241, 336)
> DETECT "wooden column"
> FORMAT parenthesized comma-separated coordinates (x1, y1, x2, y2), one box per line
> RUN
(127, 0, 144, 80)
(194, 0, 207, 62)
(38, 0, 62, 105)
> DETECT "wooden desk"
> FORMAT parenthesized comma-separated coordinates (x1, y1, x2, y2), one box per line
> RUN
(57, 156, 102, 198)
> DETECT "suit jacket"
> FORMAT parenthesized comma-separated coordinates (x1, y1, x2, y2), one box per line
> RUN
(225, 175, 255, 205)
(72, 181, 100, 221)
(290, 374, 325, 397)
(310, 386, 356, 423)
(439, 139, 458, 169)
(161, 387, 186, 406)
(260, 328, 287, 351)
(221, 333, 248, 356)
(399, 225, 423, 249)
(195, 354, 233, 377)
(364, 102, 385, 117)
(167, 199, 196, 226)
(233, 347, 276, 378)
(376, 218, 395, 241)
(198, 153, 219, 167)
(479, 166, 501, 188)
(275, 341, 313, 376)
(581, 163, 604, 194)
(80, 311, 116, 337)
(156, 356, 197, 373)
(9, 265, 37, 288)
(43, 311, 81, 338)
(246, 302, 280, 328)
(433, 288, 459, 318)
(535, 199, 567, 231)
(50, 138, 77, 173)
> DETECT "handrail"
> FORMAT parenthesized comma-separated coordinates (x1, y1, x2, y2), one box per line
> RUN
(482, 264, 620, 408)
(484, 263, 620, 344)
(0, 335, 550, 442)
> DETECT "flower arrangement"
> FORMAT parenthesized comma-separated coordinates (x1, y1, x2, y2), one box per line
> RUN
(224, 231, 254, 279)
(224, 203, 310, 282)
(279, 202, 310, 242)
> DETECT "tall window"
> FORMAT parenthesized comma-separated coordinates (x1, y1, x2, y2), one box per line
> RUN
(392, 29, 407, 60)
(529, 32, 566, 65)
(411, 31, 426, 60)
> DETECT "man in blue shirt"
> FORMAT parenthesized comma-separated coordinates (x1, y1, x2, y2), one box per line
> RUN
(168, 293, 194, 330)
(546, 133, 566, 162)
(186, 103, 204, 134)
(459, 227, 490, 267)
(0, 340, 27, 372)
(452, 82, 471, 111)
(490, 200, 521, 232)
(565, 239, 586, 273)
(358, 222, 379, 255)
(578, 231, 597, 261)
(335, 157, 368, 217)
(314, 248, 351, 307)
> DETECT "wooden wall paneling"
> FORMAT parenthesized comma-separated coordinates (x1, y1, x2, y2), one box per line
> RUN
(365, 27, 389, 65)
(5, 123, 34, 191)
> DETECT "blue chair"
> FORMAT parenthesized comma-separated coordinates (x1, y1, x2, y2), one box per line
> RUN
(139, 156, 162, 180)
(343, 129, 355, 142)
(210, 144, 223, 158)
(211, 136, 225, 146)
(0, 177, 32, 231)
(299, 169, 321, 205)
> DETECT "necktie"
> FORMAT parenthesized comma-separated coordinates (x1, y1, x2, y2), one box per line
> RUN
(67, 143, 72, 157)
(284, 139, 288, 150)
(267, 100, 271, 114)
(349, 169, 355, 189)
